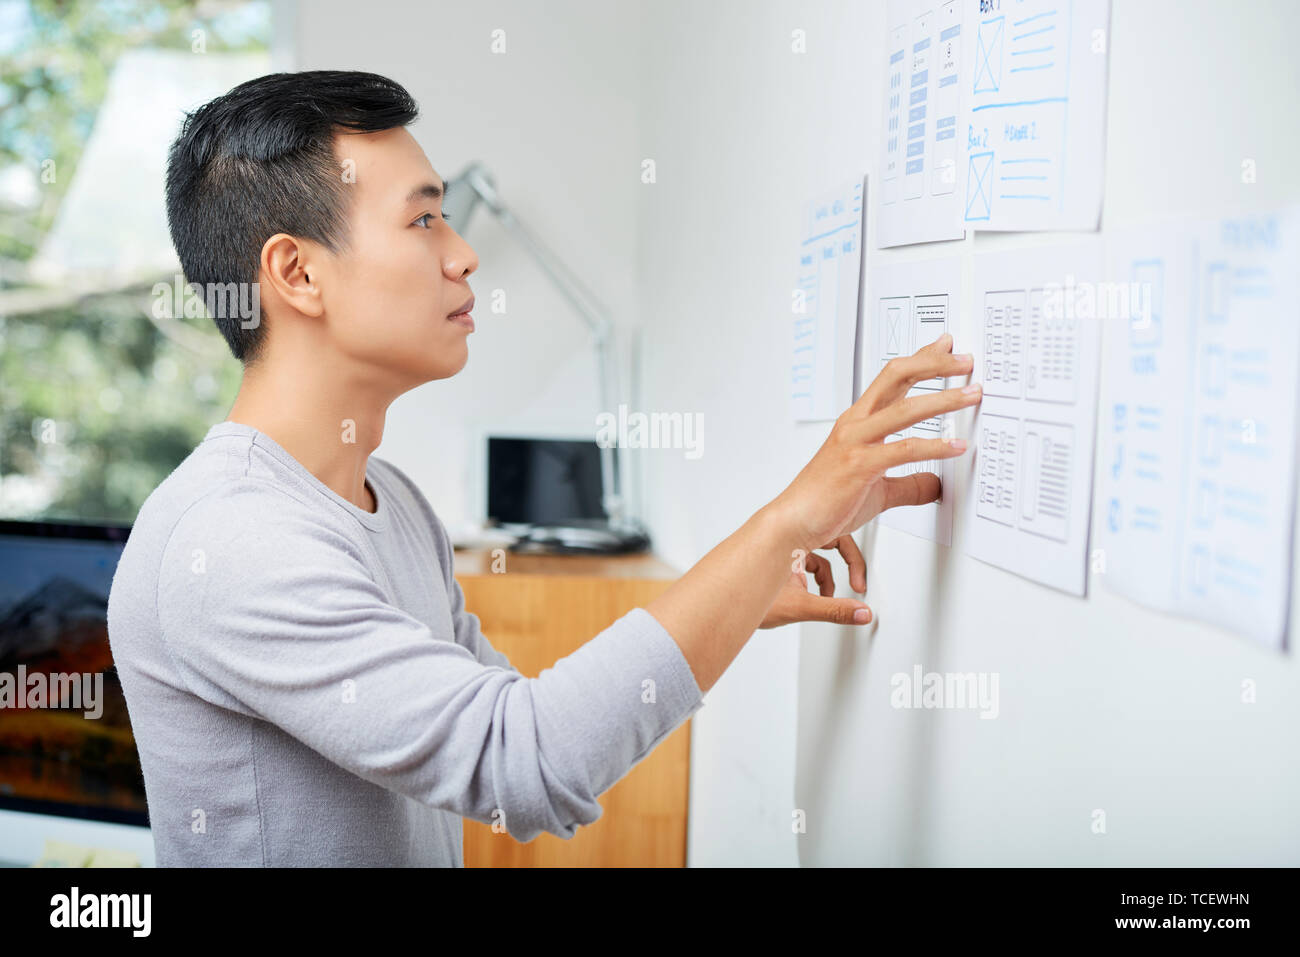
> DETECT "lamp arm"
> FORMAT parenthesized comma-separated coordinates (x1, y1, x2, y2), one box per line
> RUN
(456, 166, 634, 527)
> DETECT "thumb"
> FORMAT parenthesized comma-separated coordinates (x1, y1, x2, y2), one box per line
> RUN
(796, 594, 873, 626)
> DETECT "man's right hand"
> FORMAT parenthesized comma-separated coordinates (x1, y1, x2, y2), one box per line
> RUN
(770, 332, 982, 553)
(645, 332, 983, 693)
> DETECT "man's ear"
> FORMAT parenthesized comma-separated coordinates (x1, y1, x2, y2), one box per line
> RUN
(260, 233, 325, 319)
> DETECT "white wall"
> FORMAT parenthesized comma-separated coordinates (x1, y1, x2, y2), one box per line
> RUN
(303, 0, 1300, 866)
(634, 0, 1300, 865)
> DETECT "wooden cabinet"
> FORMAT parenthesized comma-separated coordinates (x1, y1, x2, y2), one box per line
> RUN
(452, 548, 691, 867)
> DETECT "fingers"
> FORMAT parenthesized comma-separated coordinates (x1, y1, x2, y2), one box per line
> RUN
(863, 383, 982, 443)
(820, 534, 866, 594)
(802, 551, 836, 597)
(793, 541, 872, 623)
(803, 537, 867, 596)
(882, 472, 942, 509)
(793, 593, 874, 626)
(875, 434, 969, 471)
(855, 333, 974, 416)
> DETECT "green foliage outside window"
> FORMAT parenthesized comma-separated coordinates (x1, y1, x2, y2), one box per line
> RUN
(0, 0, 271, 523)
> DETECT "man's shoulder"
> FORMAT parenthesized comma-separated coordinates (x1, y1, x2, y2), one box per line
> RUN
(108, 434, 252, 641)
(115, 438, 351, 593)
(134, 437, 314, 538)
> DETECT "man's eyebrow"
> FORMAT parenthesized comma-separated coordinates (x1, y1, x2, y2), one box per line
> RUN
(404, 181, 446, 205)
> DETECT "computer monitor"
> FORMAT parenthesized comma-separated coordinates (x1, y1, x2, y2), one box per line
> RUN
(0, 520, 146, 826)
(487, 436, 608, 527)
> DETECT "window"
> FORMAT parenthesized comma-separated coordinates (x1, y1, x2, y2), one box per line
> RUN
(0, 0, 276, 523)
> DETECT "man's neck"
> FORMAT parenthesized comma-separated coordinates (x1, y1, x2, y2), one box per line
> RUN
(224, 352, 393, 513)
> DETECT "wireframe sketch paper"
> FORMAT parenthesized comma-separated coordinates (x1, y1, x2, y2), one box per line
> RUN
(790, 176, 866, 422)
(877, 0, 966, 247)
(861, 256, 963, 544)
(962, 240, 1103, 594)
(1097, 207, 1300, 649)
(959, 0, 1110, 232)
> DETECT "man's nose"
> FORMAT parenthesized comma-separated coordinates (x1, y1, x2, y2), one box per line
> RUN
(444, 230, 479, 279)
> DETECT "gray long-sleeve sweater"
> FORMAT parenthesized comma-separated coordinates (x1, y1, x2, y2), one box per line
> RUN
(106, 422, 704, 866)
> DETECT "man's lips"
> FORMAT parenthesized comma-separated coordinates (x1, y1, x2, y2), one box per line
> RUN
(448, 294, 475, 332)
(448, 294, 475, 319)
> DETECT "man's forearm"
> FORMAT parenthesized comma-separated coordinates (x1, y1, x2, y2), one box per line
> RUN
(643, 502, 807, 694)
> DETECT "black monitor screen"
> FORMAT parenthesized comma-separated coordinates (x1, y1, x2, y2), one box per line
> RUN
(0, 521, 146, 826)
(487, 437, 607, 525)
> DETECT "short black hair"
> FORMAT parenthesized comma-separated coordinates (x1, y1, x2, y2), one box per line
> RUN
(164, 70, 419, 363)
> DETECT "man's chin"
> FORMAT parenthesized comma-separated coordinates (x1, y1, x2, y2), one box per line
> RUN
(410, 346, 469, 384)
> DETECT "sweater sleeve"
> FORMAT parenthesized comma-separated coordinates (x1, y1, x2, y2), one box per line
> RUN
(431, 512, 519, 674)
(445, 569, 517, 673)
(153, 480, 705, 842)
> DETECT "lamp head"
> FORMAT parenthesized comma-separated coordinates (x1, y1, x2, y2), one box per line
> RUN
(444, 162, 500, 230)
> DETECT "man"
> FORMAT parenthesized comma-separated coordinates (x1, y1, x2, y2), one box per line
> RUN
(107, 70, 981, 866)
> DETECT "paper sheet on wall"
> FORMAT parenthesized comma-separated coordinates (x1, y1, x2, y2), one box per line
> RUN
(790, 176, 866, 422)
(1097, 207, 1300, 649)
(860, 256, 963, 544)
(959, 0, 1110, 232)
(962, 240, 1103, 594)
(877, 0, 966, 247)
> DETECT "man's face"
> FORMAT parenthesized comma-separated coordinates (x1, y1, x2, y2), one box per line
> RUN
(312, 127, 478, 389)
